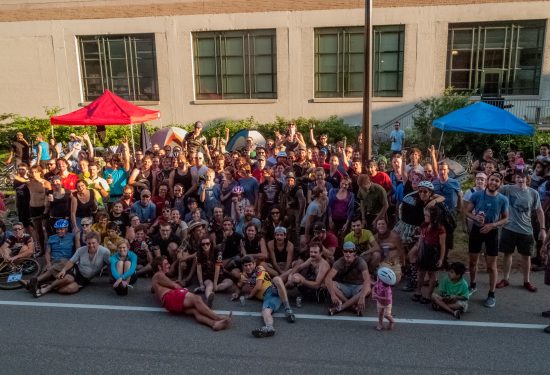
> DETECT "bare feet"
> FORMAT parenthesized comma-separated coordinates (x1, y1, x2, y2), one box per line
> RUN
(212, 312, 232, 331)
(388, 321, 395, 330)
(375, 325, 384, 331)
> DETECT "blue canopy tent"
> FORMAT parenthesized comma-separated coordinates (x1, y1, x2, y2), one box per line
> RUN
(433, 102, 535, 150)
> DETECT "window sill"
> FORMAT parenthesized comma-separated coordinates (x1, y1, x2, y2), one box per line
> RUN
(79, 101, 160, 107)
(311, 97, 404, 103)
(192, 99, 277, 105)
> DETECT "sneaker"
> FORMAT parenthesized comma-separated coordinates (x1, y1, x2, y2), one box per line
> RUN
(496, 279, 509, 289)
(541, 310, 550, 318)
(484, 296, 496, 308)
(252, 326, 275, 338)
(285, 308, 296, 323)
(523, 281, 537, 293)
(468, 287, 477, 297)
(402, 281, 416, 292)
(544, 325, 550, 334)
(453, 310, 461, 320)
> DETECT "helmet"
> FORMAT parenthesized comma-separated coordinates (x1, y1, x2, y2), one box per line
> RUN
(53, 219, 70, 229)
(377, 267, 397, 286)
(417, 180, 434, 191)
(232, 185, 244, 194)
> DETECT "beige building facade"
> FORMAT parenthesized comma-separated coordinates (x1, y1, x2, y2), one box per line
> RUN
(0, 0, 549, 128)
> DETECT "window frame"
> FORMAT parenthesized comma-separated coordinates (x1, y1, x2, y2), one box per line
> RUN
(78, 33, 159, 102)
(193, 29, 277, 100)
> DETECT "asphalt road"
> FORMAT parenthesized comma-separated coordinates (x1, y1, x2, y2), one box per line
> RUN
(0, 270, 548, 374)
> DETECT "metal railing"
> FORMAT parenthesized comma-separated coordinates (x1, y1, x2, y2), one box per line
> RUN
(376, 97, 550, 136)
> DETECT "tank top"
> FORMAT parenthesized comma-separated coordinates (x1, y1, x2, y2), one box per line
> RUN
(50, 191, 71, 218)
(244, 237, 261, 255)
(173, 168, 193, 192)
(75, 191, 97, 218)
(274, 239, 289, 263)
(332, 194, 349, 220)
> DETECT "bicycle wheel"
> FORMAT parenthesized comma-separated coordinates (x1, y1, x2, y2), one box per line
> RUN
(0, 258, 41, 290)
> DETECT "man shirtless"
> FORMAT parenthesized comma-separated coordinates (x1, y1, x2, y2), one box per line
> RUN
(284, 241, 330, 301)
(151, 256, 231, 331)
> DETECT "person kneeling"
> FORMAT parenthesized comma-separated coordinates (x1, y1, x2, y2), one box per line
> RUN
(111, 240, 138, 296)
(239, 256, 296, 338)
(431, 262, 469, 319)
(151, 256, 231, 331)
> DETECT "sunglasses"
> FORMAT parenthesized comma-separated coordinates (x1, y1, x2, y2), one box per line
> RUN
(342, 250, 356, 254)
(201, 242, 211, 246)
(271, 211, 280, 214)
(82, 223, 91, 226)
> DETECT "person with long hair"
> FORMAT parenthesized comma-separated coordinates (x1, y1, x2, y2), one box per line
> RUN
(71, 180, 97, 230)
(328, 176, 354, 237)
(411, 206, 446, 304)
(300, 186, 328, 246)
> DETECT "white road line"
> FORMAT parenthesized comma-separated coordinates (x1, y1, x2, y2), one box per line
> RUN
(0, 300, 546, 330)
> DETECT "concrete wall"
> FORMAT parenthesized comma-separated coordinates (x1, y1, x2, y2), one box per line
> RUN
(0, 1, 548, 127)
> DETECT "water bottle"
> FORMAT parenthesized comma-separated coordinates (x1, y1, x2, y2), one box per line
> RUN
(295, 296, 303, 308)
(239, 296, 246, 306)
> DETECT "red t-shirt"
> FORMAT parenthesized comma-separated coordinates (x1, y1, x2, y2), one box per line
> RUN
(61, 173, 78, 191)
(421, 224, 446, 246)
(323, 231, 339, 249)
(370, 172, 392, 193)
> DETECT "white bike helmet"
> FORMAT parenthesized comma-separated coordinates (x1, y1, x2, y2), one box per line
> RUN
(377, 267, 397, 286)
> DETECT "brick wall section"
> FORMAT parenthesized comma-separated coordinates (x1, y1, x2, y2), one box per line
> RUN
(0, 0, 541, 22)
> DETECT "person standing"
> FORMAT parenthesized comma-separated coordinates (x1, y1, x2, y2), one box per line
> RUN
(389, 121, 405, 154)
(35, 134, 50, 169)
(6, 132, 31, 166)
(464, 172, 508, 308)
(497, 169, 546, 293)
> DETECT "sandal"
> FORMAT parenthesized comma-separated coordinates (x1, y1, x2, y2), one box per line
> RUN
(453, 310, 461, 319)
(33, 287, 43, 298)
(419, 297, 431, 304)
(328, 307, 339, 316)
(411, 294, 421, 302)
(431, 302, 440, 311)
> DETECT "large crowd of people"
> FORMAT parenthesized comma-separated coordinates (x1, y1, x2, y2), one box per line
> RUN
(1, 120, 549, 336)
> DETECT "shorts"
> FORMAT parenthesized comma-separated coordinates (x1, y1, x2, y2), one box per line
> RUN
(468, 225, 499, 257)
(432, 293, 468, 313)
(30, 206, 45, 220)
(376, 302, 392, 316)
(499, 228, 535, 257)
(69, 267, 92, 287)
(335, 282, 362, 299)
(162, 288, 189, 313)
(51, 259, 69, 273)
(393, 221, 419, 245)
(262, 286, 282, 312)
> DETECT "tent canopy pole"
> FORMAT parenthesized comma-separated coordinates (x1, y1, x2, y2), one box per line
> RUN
(130, 124, 136, 156)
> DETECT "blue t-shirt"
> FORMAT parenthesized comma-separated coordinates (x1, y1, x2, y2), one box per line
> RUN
(390, 129, 405, 152)
(238, 177, 259, 205)
(235, 217, 261, 237)
(39, 141, 50, 160)
(48, 233, 75, 261)
(469, 191, 509, 226)
(433, 178, 461, 211)
(103, 168, 128, 197)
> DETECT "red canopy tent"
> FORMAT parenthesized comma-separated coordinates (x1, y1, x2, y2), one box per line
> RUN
(50, 89, 160, 154)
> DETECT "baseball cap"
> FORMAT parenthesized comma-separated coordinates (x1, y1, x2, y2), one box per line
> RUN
(81, 217, 93, 225)
(285, 172, 296, 180)
(194, 121, 203, 129)
(277, 151, 288, 158)
(274, 226, 287, 234)
(343, 241, 356, 251)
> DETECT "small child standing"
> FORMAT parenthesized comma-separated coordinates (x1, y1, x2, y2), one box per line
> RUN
(431, 262, 469, 319)
(372, 267, 396, 331)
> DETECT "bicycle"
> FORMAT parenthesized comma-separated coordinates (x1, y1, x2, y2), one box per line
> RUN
(0, 161, 15, 191)
(0, 256, 41, 290)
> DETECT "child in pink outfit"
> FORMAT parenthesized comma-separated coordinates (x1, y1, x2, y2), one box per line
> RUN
(372, 278, 395, 330)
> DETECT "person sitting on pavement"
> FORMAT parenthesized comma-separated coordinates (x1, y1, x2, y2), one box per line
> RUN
(431, 262, 469, 319)
(34, 232, 110, 297)
(110, 240, 138, 296)
(265, 226, 294, 277)
(238, 255, 296, 338)
(325, 241, 372, 316)
(21, 219, 77, 293)
(343, 216, 381, 272)
(284, 241, 330, 304)
(0, 222, 34, 262)
(129, 224, 155, 277)
(151, 256, 232, 331)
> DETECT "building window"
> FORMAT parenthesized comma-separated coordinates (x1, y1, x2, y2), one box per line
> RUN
(446, 21, 546, 96)
(314, 25, 405, 98)
(193, 29, 277, 100)
(78, 34, 159, 101)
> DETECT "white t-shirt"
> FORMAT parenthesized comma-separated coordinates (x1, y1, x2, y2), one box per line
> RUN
(70, 245, 111, 279)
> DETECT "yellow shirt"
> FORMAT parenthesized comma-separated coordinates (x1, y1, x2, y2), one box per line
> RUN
(248, 266, 273, 300)
(344, 229, 374, 246)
